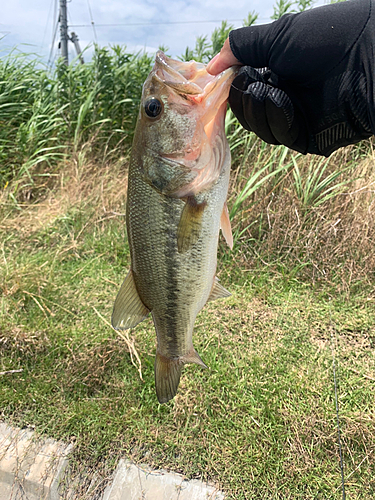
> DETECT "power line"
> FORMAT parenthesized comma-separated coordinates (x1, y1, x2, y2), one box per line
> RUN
(69, 18, 268, 28)
(48, 0, 58, 66)
(48, 19, 59, 66)
(86, 0, 98, 43)
(41, 0, 55, 52)
(52, 0, 58, 51)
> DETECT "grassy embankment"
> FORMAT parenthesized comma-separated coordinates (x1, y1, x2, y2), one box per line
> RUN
(1, 36, 375, 500)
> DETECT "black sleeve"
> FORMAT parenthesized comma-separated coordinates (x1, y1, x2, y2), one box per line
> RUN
(228, 0, 375, 155)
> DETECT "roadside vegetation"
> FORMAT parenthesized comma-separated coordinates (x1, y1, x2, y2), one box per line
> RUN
(1, 4, 375, 499)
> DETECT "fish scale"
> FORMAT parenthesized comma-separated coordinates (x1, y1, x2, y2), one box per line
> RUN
(127, 153, 223, 356)
(112, 51, 237, 403)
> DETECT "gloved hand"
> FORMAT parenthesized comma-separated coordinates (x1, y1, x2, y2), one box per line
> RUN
(209, 0, 375, 156)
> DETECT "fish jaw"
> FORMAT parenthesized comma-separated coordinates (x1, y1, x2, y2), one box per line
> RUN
(152, 50, 238, 128)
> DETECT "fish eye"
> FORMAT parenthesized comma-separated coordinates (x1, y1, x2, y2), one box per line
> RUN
(144, 97, 163, 118)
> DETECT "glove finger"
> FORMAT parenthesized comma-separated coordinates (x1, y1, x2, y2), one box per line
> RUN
(229, 67, 267, 131)
(243, 82, 280, 145)
(237, 66, 266, 86)
(229, 84, 252, 131)
(265, 87, 308, 154)
(265, 87, 298, 145)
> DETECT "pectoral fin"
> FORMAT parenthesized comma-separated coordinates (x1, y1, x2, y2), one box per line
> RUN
(111, 270, 150, 330)
(177, 196, 207, 253)
(220, 202, 233, 249)
(207, 276, 231, 302)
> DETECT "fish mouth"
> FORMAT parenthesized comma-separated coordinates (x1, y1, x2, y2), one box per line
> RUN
(153, 51, 205, 95)
(152, 50, 239, 106)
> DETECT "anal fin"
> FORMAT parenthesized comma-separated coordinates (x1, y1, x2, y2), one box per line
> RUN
(155, 348, 207, 404)
(182, 347, 207, 368)
(207, 276, 231, 302)
(111, 270, 150, 330)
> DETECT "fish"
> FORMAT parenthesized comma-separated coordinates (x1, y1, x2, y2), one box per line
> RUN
(112, 51, 238, 404)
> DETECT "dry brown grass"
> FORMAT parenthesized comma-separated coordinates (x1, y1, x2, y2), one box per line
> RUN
(0, 146, 130, 239)
(3, 136, 375, 294)
(227, 139, 375, 290)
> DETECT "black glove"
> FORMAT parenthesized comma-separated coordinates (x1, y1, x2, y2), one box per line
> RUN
(228, 0, 375, 156)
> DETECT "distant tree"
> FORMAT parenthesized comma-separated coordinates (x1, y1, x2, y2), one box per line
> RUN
(272, 0, 315, 19)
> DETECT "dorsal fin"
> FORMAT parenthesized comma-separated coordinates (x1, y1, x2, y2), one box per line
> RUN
(111, 270, 150, 330)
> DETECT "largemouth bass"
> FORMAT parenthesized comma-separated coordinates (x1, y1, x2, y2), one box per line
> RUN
(112, 51, 237, 404)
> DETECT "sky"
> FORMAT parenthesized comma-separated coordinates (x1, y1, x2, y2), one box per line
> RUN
(0, 0, 326, 64)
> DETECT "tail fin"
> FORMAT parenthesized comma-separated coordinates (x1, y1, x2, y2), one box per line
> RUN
(154, 348, 208, 404)
(155, 353, 183, 404)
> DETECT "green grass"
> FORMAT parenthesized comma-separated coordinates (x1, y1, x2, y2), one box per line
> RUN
(1, 173, 375, 499)
(1, 14, 375, 496)
(0, 46, 153, 188)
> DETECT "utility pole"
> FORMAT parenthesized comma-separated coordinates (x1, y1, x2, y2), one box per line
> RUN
(58, 1, 84, 65)
(59, 0, 69, 65)
(70, 32, 84, 65)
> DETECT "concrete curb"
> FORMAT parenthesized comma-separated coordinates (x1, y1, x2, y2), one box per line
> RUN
(0, 423, 72, 500)
(102, 459, 225, 500)
(0, 422, 225, 499)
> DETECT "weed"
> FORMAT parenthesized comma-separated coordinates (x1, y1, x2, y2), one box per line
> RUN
(1, 17, 375, 499)
(2, 149, 375, 498)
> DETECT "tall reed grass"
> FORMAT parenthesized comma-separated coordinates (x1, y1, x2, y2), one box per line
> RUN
(0, 47, 153, 189)
(0, 11, 261, 190)
(2, 6, 375, 291)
